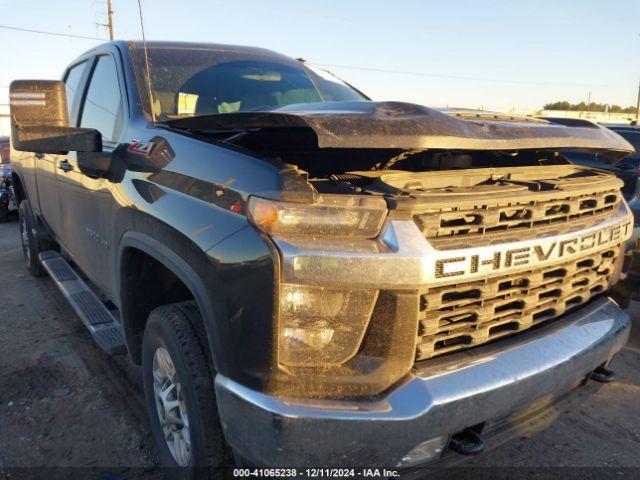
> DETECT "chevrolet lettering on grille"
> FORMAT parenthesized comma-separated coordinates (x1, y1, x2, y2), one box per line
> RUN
(435, 220, 633, 279)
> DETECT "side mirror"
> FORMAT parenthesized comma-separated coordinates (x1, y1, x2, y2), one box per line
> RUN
(77, 151, 114, 179)
(9, 80, 102, 154)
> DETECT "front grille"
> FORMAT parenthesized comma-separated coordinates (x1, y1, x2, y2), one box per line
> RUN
(414, 188, 621, 239)
(415, 246, 620, 361)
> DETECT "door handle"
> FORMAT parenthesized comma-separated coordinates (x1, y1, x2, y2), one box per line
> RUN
(58, 160, 73, 172)
(35, 153, 44, 159)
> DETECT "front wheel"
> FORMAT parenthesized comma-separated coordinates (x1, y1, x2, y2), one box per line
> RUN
(142, 301, 231, 478)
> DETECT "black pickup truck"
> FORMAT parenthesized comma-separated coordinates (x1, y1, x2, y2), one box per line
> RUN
(8, 41, 636, 475)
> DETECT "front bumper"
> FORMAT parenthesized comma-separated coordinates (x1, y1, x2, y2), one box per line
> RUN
(215, 297, 630, 467)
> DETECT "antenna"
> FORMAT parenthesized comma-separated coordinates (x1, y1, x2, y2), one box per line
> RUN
(137, 0, 155, 121)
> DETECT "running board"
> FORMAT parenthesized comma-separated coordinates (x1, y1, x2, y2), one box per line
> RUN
(39, 251, 126, 355)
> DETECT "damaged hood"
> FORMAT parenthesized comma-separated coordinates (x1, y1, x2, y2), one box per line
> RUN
(165, 101, 635, 158)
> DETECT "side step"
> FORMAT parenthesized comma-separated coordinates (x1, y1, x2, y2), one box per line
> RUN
(39, 251, 126, 355)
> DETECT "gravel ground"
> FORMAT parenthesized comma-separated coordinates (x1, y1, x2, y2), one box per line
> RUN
(0, 217, 638, 479)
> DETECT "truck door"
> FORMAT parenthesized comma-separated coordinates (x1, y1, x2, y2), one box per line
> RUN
(58, 54, 125, 293)
(35, 61, 88, 237)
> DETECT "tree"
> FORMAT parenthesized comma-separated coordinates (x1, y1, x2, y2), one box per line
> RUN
(543, 101, 571, 110)
(542, 100, 637, 114)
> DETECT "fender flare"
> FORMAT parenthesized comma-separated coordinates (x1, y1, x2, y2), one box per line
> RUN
(10, 170, 28, 204)
(117, 229, 230, 374)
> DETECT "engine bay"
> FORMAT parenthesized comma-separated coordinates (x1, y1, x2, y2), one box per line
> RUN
(302, 151, 616, 201)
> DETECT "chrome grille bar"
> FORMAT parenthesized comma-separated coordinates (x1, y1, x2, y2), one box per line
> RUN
(414, 189, 621, 239)
(416, 246, 619, 360)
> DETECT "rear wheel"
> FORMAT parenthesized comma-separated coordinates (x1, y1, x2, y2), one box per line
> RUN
(18, 200, 44, 277)
(142, 301, 231, 479)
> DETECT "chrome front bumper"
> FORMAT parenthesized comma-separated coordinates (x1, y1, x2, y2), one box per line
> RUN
(215, 297, 630, 467)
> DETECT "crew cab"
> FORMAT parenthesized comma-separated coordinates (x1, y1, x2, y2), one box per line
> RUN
(8, 41, 636, 476)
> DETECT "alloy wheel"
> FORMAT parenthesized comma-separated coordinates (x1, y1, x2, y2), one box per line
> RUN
(152, 347, 191, 467)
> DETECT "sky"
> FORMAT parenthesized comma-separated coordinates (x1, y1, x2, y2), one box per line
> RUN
(1, 0, 639, 112)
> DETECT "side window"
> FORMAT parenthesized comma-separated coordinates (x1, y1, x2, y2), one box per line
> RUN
(79, 55, 123, 142)
(63, 61, 87, 122)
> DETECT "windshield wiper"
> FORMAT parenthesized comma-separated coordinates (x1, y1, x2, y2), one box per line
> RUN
(171, 126, 261, 144)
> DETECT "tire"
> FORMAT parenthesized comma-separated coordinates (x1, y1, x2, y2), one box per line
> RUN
(18, 200, 44, 277)
(142, 301, 231, 479)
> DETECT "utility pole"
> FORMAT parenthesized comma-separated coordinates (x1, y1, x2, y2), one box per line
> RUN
(636, 34, 640, 123)
(636, 80, 639, 122)
(107, 0, 114, 40)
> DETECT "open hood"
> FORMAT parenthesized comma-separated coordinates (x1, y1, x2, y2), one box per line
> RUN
(164, 101, 635, 160)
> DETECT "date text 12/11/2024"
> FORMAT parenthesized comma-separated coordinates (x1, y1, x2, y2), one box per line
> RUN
(233, 468, 401, 478)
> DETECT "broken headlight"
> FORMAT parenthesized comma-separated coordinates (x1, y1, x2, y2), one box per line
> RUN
(248, 194, 388, 238)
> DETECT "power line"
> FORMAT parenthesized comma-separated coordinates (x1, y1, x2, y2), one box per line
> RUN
(0, 23, 634, 91)
(314, 62, 636, 90)
(0, 24, 102, 40)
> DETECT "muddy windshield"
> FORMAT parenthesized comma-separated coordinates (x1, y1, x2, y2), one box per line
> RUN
(129, 44, 366, 121)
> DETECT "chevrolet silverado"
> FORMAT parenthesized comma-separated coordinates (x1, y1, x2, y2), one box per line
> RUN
(8, 41, 636, 476)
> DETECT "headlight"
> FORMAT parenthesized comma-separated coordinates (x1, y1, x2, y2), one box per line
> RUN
(278, 284, 378, 367)
(248, 194, 388, 370)
(248, 194, 388, 238)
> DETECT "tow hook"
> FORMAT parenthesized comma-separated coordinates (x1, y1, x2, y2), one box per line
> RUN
(590, 365, 616, 384)
(448, 428, 486, 456)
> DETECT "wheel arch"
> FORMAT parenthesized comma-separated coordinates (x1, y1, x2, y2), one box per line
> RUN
(117, 228, 231, 374)
(11, 170, 27, 204)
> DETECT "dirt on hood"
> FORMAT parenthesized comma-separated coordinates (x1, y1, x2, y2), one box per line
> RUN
(164, 101, 635, 161)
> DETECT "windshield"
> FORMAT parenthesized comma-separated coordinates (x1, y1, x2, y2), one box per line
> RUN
(129, 45, 366, 121)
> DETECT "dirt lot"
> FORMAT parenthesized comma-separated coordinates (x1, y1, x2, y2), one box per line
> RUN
(0, 217, 639, 479)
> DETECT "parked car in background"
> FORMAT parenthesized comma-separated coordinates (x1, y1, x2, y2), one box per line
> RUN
(0, 137, 9, 162)
(563, 126, 639, 199)
(562, 125, 639, 250)
(0, 136, 17, 221)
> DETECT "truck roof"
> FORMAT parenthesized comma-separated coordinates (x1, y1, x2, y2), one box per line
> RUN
(77, 40, 289, 61)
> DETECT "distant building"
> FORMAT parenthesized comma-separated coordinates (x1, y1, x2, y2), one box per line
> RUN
(539, 109, 637, 125)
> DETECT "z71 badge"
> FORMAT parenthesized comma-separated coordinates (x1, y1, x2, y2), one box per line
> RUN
(127, 139, 154, 155)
